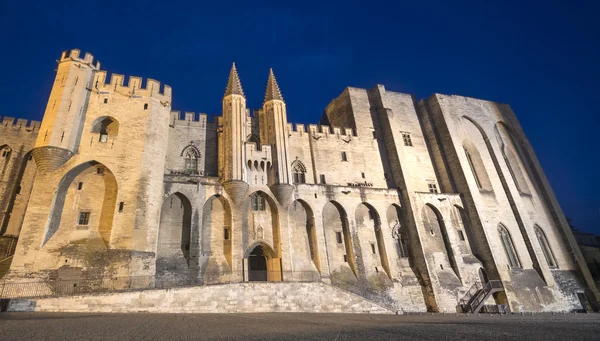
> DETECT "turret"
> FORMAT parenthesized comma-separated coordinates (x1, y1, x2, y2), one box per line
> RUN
(261, 69, 294, 207)
(220, 63, 249, 204)
(33, 49, 100, 172)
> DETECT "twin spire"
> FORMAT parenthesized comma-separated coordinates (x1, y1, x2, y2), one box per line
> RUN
(223, 63, 283, 103)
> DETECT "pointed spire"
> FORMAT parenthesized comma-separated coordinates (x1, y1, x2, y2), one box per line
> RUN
(224, 63, 245, 97)
(264, 68, 283, 103)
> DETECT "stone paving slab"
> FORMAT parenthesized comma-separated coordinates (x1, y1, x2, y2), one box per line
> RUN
(0, 312, 599, 341)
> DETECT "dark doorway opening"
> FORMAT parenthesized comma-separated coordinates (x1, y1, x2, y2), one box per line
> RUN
(248, 246, 268, 281)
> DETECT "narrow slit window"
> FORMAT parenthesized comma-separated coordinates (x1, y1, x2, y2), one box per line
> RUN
(77, 182, 83, 190)
(224, 228, 230, 240)
(458, 230, 465, 241)
(335, 232, 343, 244)
(320, 174, 326, 184)
(118, 202, 124, 212)
(371, 243, 376, 254)
(341, 151, 347, 162)
(465, 148, 482, 189)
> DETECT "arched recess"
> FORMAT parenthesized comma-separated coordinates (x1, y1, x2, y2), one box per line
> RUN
(201, 195, 233, 271)
(156, 193, 192, 282)
(534, 225, 558, 269)
(0, 150, 36, 236)
(181, 144, 201, 175)
(289, 199, 320, 273)
(387, 204, 409, 259)
(462, 116, 545, 281)
(355, 203, 391, 278)
(494, 123, 530, 194)
(244, 241, 277, 281)
(43, 161, 117, 247)
(322, 201, 357, 277)
(422, 204, 459, 278)
(243, 191, 282, 281)
(91, 116, 119, 142)
(462, 140, 493, 191)
(454, 205, 478, 258)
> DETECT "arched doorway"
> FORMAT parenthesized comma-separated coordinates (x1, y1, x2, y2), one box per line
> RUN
(245, 242, 278, 282)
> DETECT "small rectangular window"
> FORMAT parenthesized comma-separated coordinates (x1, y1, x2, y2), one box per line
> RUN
(144, 103, 148, 110)
(458, 230, 465, 241)
(371, 243, 376, 254)
(118, 202, 124, 212)
(77, 182, 83, 190)
(15, 185, 21, 195)
(372, 131, 377, 139)
(103, 98, 108, 104)
(368, 210, 374, 220)
(335, 232, 343, 244)
(402, 132, 413, 146)
(320, 174, 326, 184)
(428, 183, 438, 193)
(361, 172, 365, 179)
(97, 167, 105, 175)
(99, 133, 108, 143)
(343, 255, 348, 263)
(224, 228, 230, 240)
(341, 151, 347, 162)
(78, 211, 90, 225)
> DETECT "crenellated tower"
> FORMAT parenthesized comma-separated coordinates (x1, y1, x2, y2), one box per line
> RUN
(261, 69, 294, 207)
(220, 63, 249, 204)
(33, 49, 100, 172)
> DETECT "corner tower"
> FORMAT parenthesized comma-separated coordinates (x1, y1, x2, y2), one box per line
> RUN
(33, 49, 100, 172)
(220, 63, 249, 204)
(261, 69, 293, 207)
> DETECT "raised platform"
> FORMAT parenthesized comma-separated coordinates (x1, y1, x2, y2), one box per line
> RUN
(4, 282, 394, 314)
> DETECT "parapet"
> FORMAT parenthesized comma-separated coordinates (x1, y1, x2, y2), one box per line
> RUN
(169, 111, 217, 128)
(0, 116, 41, 132)
(287, 122, 356, 139)
(94, 71, 172, 101)
(60, 49, 101, 71)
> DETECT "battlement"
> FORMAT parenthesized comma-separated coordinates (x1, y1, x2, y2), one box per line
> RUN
(287, 122, 356, 138)
(0, 116, 41, 132)
(169, 111, 218, 128)
(94, 72, 172, 100)
(60, 49, 101, 70)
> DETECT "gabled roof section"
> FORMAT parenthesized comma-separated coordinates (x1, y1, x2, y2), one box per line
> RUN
(224, 63, 245, 97)
(263, 68, 283, 102)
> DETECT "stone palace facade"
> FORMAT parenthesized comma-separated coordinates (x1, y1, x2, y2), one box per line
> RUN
(0, 49, 597, 313)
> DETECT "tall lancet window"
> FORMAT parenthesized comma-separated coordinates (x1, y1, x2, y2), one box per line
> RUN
(535, 225, 557, 268)
(182, 144, 200, 175)
(498, 224, 521, 268)
(291, 159, 306, 184)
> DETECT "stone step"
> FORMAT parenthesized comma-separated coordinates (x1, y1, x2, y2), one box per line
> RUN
(5, 281, 394, 314)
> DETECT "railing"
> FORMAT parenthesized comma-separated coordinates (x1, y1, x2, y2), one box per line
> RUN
(0, 270, 323, 299)
(481, 304, 510, 314)
(0, 237, 17, 261)
(458, 281, 483, 308)
(464, 280, 504, 313)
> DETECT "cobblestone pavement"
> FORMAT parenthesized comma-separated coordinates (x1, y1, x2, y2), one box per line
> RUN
(1, 312, 599, 340)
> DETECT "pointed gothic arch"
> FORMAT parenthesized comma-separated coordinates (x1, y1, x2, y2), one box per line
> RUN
(291, 159, 306, 184)
(498, 223, 521, 268)
(181, 144, 201, 174)
(534, 225, 558, 268)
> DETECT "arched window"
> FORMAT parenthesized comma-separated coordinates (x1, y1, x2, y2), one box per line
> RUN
(498, 224, 521, 268)
(535, 225, 557, 268)
(250, 193, 265, 211)
(291, 159, 306, 184)
(181, 144, 200, 175)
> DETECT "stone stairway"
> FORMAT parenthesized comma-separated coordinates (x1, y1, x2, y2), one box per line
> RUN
(4, 281, 395, 314)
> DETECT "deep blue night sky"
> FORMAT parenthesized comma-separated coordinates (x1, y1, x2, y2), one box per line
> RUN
(1, 1, 598, 234)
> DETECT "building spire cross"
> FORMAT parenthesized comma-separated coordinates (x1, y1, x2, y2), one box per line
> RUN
(224, 62, 245, 97)
(263, 68, 283, 103)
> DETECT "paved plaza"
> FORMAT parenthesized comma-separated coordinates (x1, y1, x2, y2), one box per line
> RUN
(1, 312, 599, 340)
